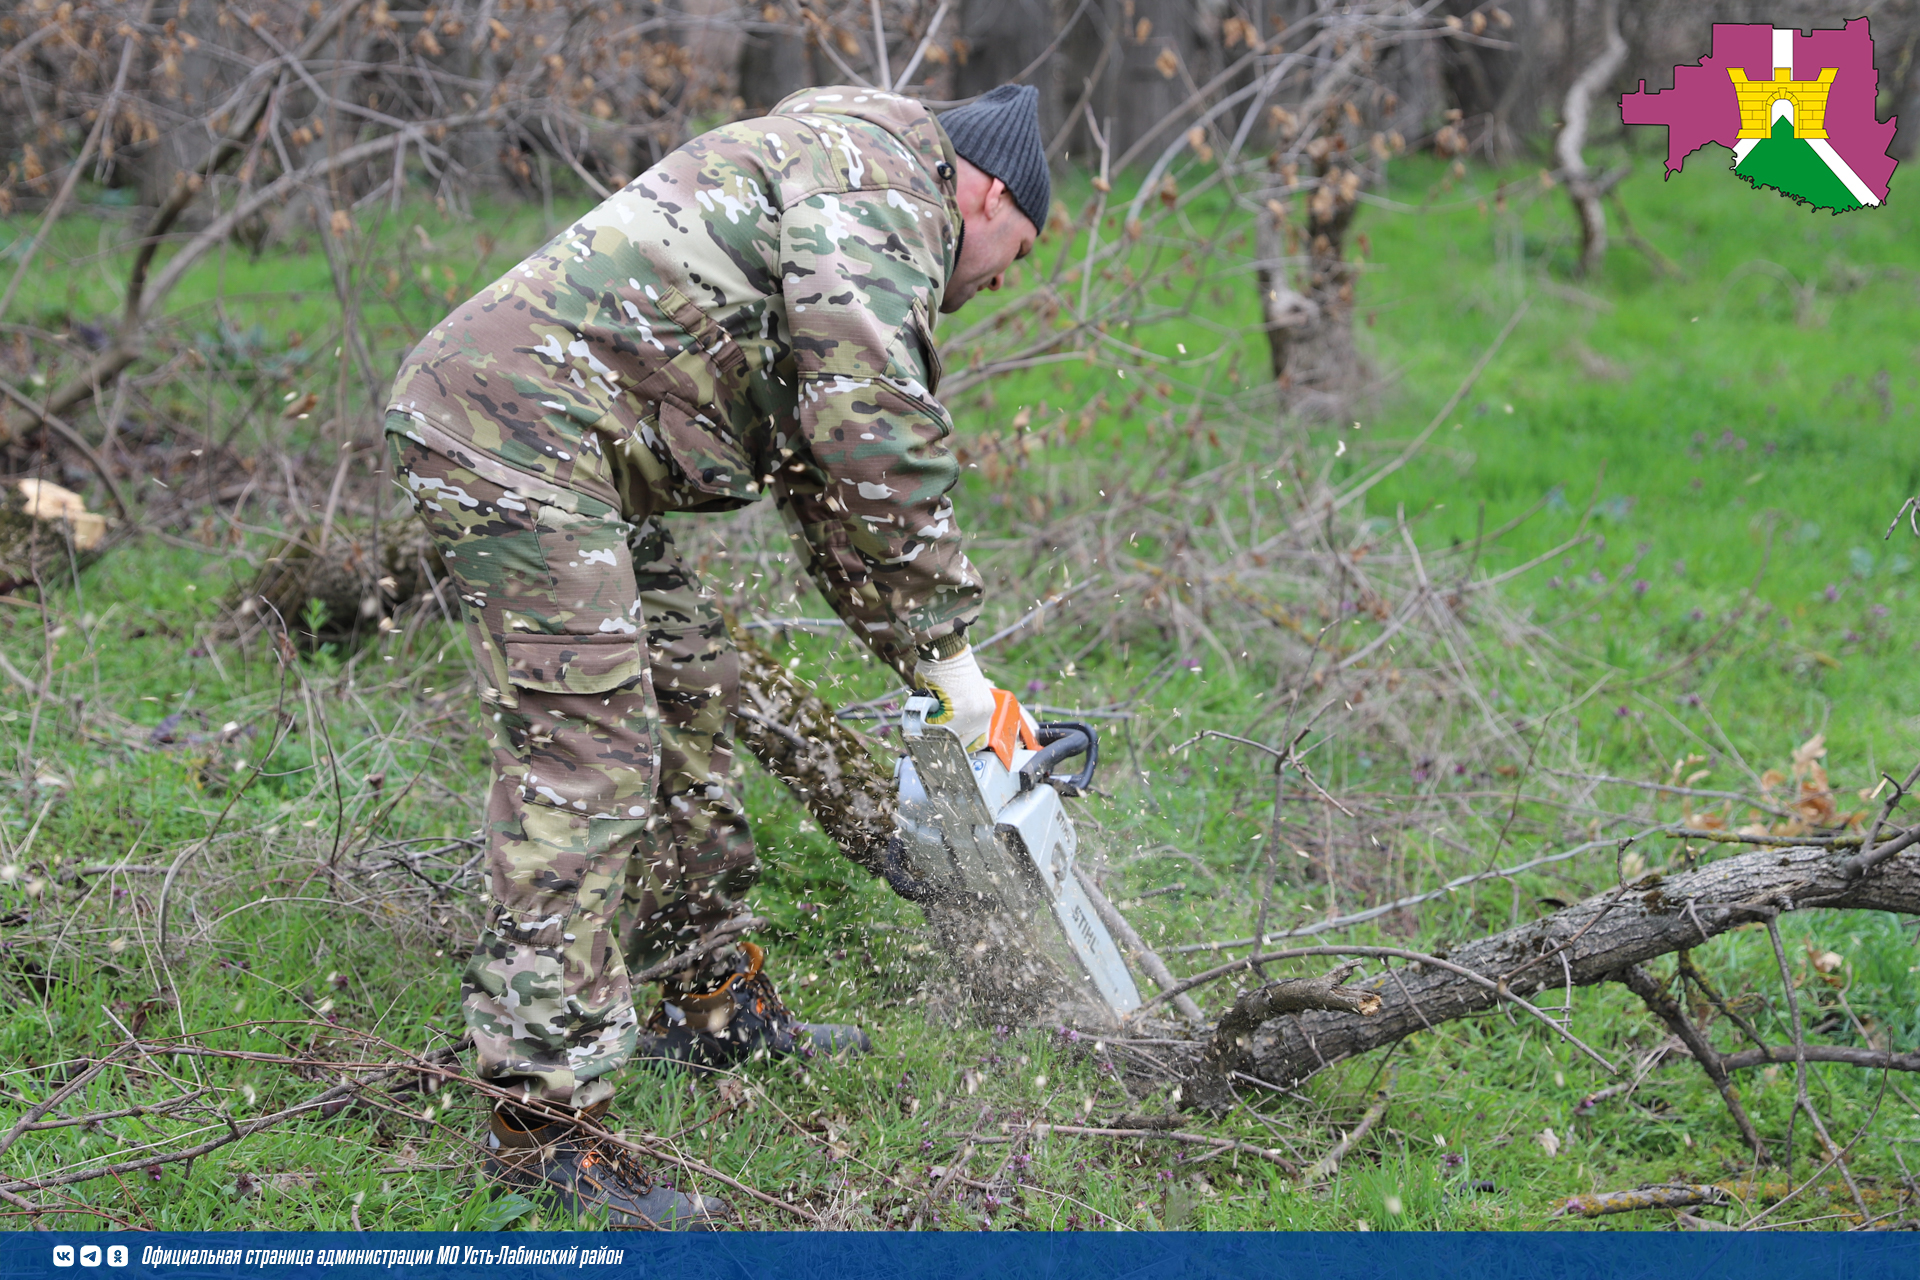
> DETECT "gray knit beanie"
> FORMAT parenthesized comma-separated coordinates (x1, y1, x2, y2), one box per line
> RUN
(939, 84, 1051, 231)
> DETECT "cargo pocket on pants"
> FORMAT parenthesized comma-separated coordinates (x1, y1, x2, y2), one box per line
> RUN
(501, 633, 657, 819)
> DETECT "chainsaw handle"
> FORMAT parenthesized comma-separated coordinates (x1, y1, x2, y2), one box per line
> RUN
(1019, 721, 1099, 796)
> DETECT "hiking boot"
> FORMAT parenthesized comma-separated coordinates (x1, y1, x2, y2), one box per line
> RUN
(484, 1102, 729, 1230)
(645, 940, 872, 1069)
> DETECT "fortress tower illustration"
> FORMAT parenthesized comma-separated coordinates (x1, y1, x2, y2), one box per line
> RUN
(1729, 65, 1838, 138)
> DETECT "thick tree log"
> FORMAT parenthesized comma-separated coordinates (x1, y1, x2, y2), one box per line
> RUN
(1238, 842, 1920, 1088)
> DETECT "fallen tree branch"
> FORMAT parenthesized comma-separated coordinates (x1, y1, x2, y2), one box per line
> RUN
(0, 1059, 114, 1163)
(1717, 1045, 1920, 1073)
(1556, 1184, 1729, 1219)
(9, 1029, 818, 1225)
(1186, 961, 1381, 1113)
(1142, 942, 1619, 1076)
(1668, 827, 1864, 848)
(1, 1056, 427, 1196)
(1220, 844, 1920, 1088)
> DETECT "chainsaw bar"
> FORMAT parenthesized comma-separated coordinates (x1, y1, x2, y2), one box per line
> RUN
(894, 696, 1142, 1019)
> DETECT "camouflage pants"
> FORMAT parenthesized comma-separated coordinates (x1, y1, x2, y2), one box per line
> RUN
(386, 421, 756, 1110)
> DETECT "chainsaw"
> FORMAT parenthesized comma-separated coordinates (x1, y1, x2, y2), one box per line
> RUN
(885, 689, 1143, 1020)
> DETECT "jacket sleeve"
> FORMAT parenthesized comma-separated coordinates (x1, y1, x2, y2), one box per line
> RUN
(773, 186, 982, 675)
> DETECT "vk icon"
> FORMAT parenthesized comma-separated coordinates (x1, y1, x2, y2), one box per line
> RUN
(52, 1246, 75, 1267)
(79, 1246, 102, 1267)
(107, 1246, 129, 1267)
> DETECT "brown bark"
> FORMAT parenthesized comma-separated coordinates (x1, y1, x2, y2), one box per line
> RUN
(1267, 125, 1366, 409)
(1187, 961, 1380, 1112)
(1237, 842, 1920, 1087)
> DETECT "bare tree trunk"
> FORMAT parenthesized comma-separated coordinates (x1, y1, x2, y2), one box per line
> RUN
(1254, 189, 1316, 384)
(1281, 137, 1363, 409)
(736, 17, 816, 110)
(1556, 0, 1626, 278)
(1236, 842, 1920, 1087)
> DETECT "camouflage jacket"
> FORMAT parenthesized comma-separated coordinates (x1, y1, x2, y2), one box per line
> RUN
(387, 87, 981, 673)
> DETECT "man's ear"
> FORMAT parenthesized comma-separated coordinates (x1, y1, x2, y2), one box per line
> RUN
(986, 177, 1011, 218)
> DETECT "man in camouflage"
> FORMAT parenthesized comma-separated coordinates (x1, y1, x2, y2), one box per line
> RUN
(385, 83, 1048, 1227)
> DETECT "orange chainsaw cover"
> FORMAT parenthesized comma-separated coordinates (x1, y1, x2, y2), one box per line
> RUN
(987, 687, 1040, 769)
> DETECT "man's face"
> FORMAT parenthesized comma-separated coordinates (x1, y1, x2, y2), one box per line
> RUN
(941, 169, 1038, 314)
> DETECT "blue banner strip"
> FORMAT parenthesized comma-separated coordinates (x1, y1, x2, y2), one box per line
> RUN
(4, 1232, 1918, 1280)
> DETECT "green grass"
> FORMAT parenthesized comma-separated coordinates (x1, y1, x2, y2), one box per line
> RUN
(3, 142, 1920, 1230)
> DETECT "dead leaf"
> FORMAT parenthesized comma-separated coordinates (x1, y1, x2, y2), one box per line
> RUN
(1536, 1127, 1560, 1157)
(1791, 733, 1826, 780)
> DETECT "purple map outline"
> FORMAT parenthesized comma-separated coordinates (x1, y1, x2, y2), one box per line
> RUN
(1619, 18, 1896, 201)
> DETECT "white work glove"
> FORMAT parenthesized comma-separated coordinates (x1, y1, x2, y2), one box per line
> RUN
(912, 645, 996, 750)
